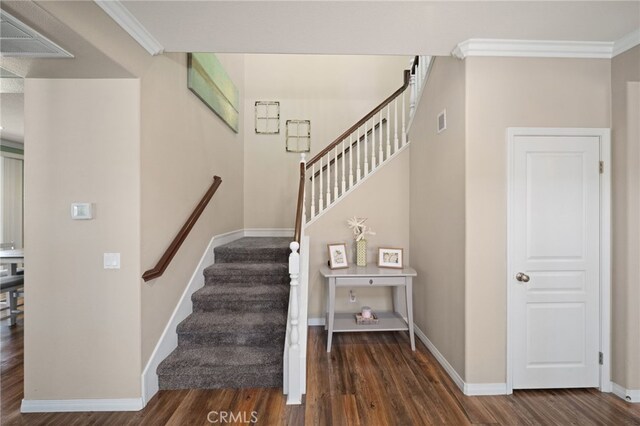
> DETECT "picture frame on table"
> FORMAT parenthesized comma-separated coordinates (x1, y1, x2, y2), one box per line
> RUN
(328, 243, 349, 269)
(378, 247, 403, 269)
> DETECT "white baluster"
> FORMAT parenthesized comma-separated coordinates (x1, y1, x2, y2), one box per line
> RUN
(356, 128, 361, 182)
(402, 92, 407, 146)
(319, 158, 324, 212)
(386, 105, 391, 158)
(333, 147, 339, 201)
(394, 98, 399, 152)
(341, 140, 346, 194)
(364, 122, 369, 175)
(409, 72, 416, 118)
(301, 154, 306, 220)
(326, 152, 331, 206)
(349, 134, 354, 188)
(371, 117, 376, 169)
(311, 164, 316, 218)
(288, 241, 301, 403)
(378, 112, 383, 163)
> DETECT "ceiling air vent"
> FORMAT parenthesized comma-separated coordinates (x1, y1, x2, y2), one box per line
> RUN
(0, 10, 73, 58)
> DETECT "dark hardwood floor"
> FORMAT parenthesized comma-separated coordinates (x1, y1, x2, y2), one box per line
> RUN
(2, 321, 639, 425)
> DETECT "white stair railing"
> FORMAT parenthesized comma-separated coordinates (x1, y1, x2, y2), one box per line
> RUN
(284, 56, 432, 405)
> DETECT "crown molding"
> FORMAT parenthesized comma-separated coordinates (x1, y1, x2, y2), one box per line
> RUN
(94, 0, 164, 56)
(613, 28, 640, 57)
(452, 39, 614, 59)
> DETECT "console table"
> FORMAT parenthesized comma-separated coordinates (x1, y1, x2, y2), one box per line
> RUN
(320, 265, 417, 352)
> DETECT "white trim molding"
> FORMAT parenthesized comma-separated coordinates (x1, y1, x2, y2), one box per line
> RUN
(94, 1, 164, 56)
(413, 324, 507, 396)
(413, 325, 465, 392)
(21, 398, 143, 413)
(308, 317, 326, 327)
(452, 39, 614, 59)
(613, 29, 640, 57)
(612, 383, 640, 403)
(140, 229, 244, 405)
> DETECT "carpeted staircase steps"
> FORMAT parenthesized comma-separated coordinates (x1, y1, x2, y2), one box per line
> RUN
(157, 237, 291, 390)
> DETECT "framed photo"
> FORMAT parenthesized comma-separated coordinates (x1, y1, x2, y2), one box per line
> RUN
(328, 243, 349, 269)
(378, 248, 403, 269)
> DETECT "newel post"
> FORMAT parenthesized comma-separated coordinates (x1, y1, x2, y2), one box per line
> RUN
(287, 241, 302, 404)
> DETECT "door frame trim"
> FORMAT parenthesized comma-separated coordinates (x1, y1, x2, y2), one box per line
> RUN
(506, 127, 611, 394)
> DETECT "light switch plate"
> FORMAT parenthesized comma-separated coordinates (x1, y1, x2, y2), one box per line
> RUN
(104, 253, 120, 269)
(71, 203, 93, 220)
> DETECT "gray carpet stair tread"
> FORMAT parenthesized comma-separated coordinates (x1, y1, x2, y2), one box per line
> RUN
(204, 262, 288, 275)
(177, 311, 287, 333)
(216, 237, 291, 251)
(192, 284, 289, 301)
(157, 346, 282, 375)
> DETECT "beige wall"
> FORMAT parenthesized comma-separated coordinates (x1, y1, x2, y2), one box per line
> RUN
(243, 54, 408, 228)
(139, 53, 245, 365)
(409, 57, 467, 377)
(24, 79, 141, 399)
(611, 45, 640, 390)
(464, 57, 611, 383)
(305, 149, 410, 318)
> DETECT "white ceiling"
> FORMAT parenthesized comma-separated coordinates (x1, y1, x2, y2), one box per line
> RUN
(121, 1, 640, 55)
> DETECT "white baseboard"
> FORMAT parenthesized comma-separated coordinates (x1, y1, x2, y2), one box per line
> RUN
(612, 382, 640, 403)
(244, 228, 294, 237)
(308, 317, 325, 326)
(413, 324, 506, 396)
(464, 382, 508, 396)
(140, 228, 245, 406)
(21, 398, 144, 413)
(413, 324, 466, 392)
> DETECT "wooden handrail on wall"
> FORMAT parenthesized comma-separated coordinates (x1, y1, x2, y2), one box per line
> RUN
(306, 69, 411, 169)
(142, 176, 222, 282)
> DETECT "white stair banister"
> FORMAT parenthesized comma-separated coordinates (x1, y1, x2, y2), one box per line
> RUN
(319, 157, 324, 212)
(386, 105, 391, 158)
(349, 135, 354, 188)
(378, 112, 384, 163)
(364, 122, 369, 175)
(356, 128, 361, 183)
(333, 147, 339, 201)
(287, 241, 301, 404)
(394, 98, 399, 152)
(326, 152, 331, 206)
(310, 164, 316, 218)
(401, 92, 407, 147)
(371, 117, 377, 169)
(341, 141, 346, 194)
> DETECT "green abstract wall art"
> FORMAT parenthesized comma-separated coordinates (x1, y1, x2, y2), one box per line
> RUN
(187, 53, 239, 133)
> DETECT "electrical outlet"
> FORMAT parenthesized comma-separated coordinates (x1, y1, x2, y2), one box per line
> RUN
(349, 290, 357, 303)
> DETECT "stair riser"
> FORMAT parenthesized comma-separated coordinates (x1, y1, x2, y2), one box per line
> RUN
(214, 249, 291, 264)
(204, 274, 290, 286)
(178, 332, 285, 348)
(193, 299, 288, 313)
(159, 369, 282, 390)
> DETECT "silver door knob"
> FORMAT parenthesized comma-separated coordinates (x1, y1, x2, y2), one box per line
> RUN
(516, 272, 530, 283)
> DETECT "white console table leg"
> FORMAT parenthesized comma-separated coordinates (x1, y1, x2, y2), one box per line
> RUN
(406, 277, 415, 351)
(327, 278, 336, 352)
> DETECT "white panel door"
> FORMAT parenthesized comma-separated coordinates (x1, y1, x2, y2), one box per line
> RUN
(511, 135, 600, 389)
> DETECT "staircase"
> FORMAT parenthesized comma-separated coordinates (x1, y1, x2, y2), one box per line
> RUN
(157, 237, 291, 389)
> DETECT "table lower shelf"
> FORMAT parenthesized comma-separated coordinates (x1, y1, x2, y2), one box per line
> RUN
(331, 311, 408, 333)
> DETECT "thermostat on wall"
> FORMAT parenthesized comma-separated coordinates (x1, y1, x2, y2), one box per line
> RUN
(71, 203, 93, 220)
